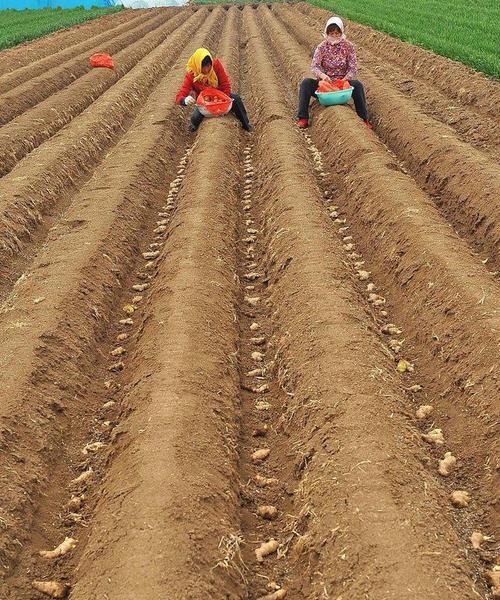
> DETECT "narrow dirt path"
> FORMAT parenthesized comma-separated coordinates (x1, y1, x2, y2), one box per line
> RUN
(256, 2, 499, 545)
(234, 140, 293, 599)
(0, 8, 226, 595)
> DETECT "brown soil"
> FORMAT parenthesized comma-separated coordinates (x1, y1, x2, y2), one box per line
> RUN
(0, 10, 175, 126)
(0, 8, 136, 76)
(0, 4, 498, 600)
(0, 7, 206, 288)
(0, 10, 157, 94)
(0, 9, 195, 178)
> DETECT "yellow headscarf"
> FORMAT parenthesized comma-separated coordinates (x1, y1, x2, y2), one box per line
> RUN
(186, 47, 219, 87)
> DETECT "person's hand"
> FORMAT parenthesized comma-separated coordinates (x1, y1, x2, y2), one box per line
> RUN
(319, 73, 331, 82)
(184, 96, 195, 106)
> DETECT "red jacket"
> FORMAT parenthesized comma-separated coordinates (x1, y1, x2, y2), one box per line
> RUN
(175, 58, 231, 105)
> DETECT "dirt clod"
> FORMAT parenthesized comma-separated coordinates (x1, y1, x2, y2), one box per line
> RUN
(397, 359, 414, 373)
(416, 404, 433, 419)
(450, 490, 470, 508)
(82, 441, 105, 455)
(252, 448, 270, 463)
(388, 339, 403, 353)
(110, 346, 126, 357)
(257, 505, 278, 520)
(486, 568, 500, 597)
(255, 401, 272, 411)
(255, 475, 279, 488)
(247, 368, 264, 376)
(438, 452, 457, 476)
(252, 424, 269, 437)
(422, 428, 445, 445)
(67, 495, 84, 511)
(255, 539, 279, 562)
(108, 361, 125, 372)
(408, 384, 423, 393)
(71, 468, 93, 486)
(253, 383, 270, 393)
(470, 531, 489, 549)
(381, 323, 402, 335)
(132, 283, 149, 292)
(119, 318, 134, 326)
(32, 581, 70, 598)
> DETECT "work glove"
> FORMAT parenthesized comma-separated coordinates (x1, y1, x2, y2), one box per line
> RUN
(184, 96, 195, 106)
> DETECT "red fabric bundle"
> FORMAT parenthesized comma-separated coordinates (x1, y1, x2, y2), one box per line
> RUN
(89, 53, 114, 69)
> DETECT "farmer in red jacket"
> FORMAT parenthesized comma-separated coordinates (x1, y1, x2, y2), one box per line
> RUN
(176, 48, 251, 132)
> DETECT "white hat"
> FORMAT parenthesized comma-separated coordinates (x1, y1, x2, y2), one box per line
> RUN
(323, 16, 344, 36)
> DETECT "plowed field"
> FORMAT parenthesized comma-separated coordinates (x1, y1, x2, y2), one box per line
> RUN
(0, 4, 498, 599)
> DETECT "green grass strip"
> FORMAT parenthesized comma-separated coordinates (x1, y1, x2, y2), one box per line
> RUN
(0, 6, 123, 51)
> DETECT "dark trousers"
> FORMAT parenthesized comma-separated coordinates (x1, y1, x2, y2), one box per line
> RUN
(298, 78, 368, 121)
(191, 92, 250, 130)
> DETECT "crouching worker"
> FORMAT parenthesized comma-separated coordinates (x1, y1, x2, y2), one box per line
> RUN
(297, 16, 371, 129)
(176, 47, 252, 132)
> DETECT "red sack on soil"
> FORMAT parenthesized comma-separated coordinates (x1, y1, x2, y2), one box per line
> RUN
(196, 88, 233, 117)
(89, 53, 114, 69)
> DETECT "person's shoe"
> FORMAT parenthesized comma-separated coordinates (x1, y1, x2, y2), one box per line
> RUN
(297, 118, 309, 129)
(188, 123, 198, 133)
(364, 119, 373, 129)
(242, 123, 253, 132)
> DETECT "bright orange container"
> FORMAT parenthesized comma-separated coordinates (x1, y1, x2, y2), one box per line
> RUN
(196, 88, 233, 118)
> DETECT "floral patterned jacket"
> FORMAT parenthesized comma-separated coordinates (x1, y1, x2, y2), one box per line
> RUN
(311, 39, 358, 80)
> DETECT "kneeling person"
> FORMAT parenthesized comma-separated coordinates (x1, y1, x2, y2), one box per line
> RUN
(176, 48, 252, 132)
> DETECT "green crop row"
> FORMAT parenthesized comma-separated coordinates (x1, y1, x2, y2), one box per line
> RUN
(0, 6, 123, 51)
